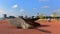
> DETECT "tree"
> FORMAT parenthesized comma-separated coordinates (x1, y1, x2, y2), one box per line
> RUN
(52, 12, 57, 19)
(38, 13, 44, 19)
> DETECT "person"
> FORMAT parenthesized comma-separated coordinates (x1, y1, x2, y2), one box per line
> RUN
(48, 18, 51, 22)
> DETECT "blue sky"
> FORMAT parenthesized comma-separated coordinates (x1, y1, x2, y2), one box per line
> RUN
(0, 0, 60, 17)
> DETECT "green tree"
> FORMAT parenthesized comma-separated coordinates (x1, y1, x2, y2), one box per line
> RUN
(52, 12, 57, 19)
(38, 13, 44, 19)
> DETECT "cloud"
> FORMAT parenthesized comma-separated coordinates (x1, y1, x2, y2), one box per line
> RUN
(41, 6, 49, 8)
(39, 0, 50, 2)
(53, 9, 60, 12)
(19, 8, 25, 16)
(5, 10, 19, 17)
(57, 9, 60, 11)
(0, 9, 6, 14)
(20, 8, 24, 13)
(0, 9, 3, 13)
(32, 8, 36, 10)
(52, 9, 60, 16)
(0, 9, 18, 18)
(12, 4, 18, 9)
(0, 9, 7, 17)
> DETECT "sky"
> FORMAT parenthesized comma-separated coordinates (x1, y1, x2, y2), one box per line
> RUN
(0, 0, 60, 17)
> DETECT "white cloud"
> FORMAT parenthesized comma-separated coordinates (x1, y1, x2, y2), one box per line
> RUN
(41, 6, 49, 8)
(39, 0, 50, 2)
(0, 9, 7, 17)
(12, 4, 18, 9)
(32, 8, 36, 10)
(53, 9, 60, 12)
(52, 9, 60, 16)
(57, 9, 60, 11)
(0, 9, 18, 18)
(20, 8, 24, 13)
(20, 8, 25, 16)
(5, 10, 19, 17)
(0, 9, 4, 13)
(0, 9, 7, 14)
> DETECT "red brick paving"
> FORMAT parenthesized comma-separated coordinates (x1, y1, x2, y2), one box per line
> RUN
(36, 19, 60, 34)
(0, 20, 47, 34)
(0, 19, 60, 34)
